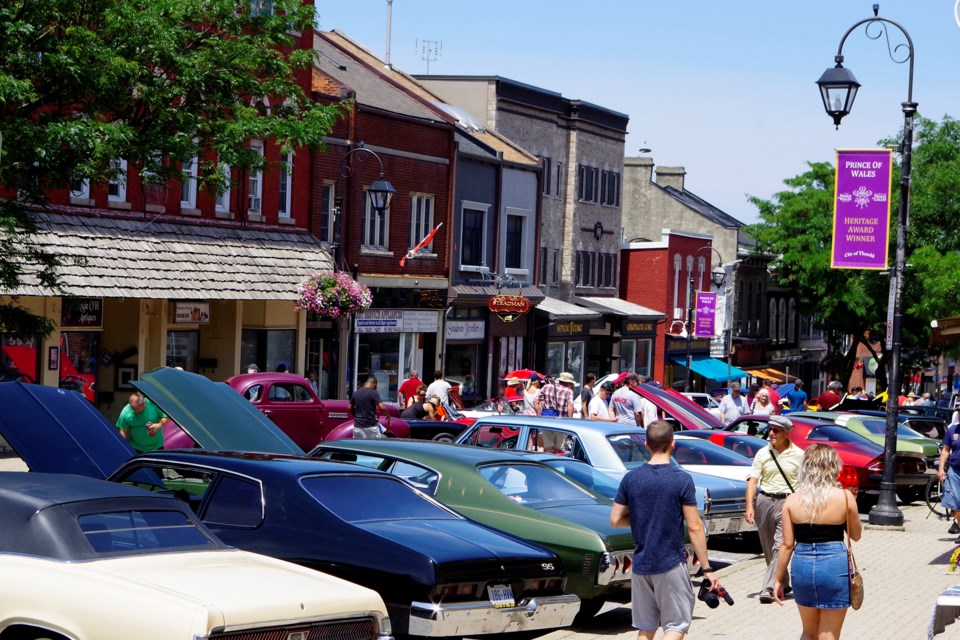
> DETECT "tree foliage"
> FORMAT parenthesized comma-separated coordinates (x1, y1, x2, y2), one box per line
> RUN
(747, 115, 960, 390)
(0, 0, 344, 336)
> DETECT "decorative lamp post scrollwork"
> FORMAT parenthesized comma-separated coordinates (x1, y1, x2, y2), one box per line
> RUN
(333, 142, 396, 272)
(815, 4, 914, 527)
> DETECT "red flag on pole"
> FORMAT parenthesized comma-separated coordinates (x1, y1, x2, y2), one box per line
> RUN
(400, 222, 443, 267)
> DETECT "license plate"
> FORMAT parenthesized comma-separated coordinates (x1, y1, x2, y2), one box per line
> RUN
(726, 518, 741, 534)
(487, 584, 516, 609)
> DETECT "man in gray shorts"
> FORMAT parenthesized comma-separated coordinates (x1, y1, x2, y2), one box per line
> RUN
(610, 421, 722, 639)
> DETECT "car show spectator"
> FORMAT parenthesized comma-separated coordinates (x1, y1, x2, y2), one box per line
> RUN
(538, 372, 576, 417)
(588, 381, 617, 422)
(751, 389, 776, 416)
(579, 373, 597, 418)
(611, 373, 644, 425)
(523, 374, 542, 415)
(398, 369, 424, 407)
(116, 393, 169, 453)
(719, 381, 749, 424)
(784, 379, 808, 413)
(816, 381, 843, 411)
(400, 385, 436, 420)
(349, 376, 390, 439)
(425, 370, 452, 405)
(246, 363, 260, 374)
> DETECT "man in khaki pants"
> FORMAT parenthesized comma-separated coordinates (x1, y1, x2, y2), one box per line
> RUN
(745, 415, 803, 603)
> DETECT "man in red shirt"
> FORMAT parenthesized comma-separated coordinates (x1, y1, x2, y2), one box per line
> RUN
(398, 370, 424, 407)
(816, 381, 843, 411)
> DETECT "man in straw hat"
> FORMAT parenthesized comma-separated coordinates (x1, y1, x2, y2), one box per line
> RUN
(538, 372, 576, 417)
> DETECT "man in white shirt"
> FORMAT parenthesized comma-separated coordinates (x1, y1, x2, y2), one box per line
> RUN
(425, 370, 452, 405)
(588, 381, 616, 421)
(611, 373, 644, 426)
(718, 381, 749, 424)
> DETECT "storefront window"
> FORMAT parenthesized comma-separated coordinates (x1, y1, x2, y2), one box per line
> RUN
(60, 332, 98, 403)
(546, 342, 565, 378)
(446, 343, 480, 403)
(166, 331, 199, 372)
(0, 335, 39, 382)
(241, 329, 296, 374)
(637, 339, 652, 377)
(621, 340, 637, 374)
(306, 331, 337, 400)
(566, 341, 584, 385)
(357, 334, 400, 401)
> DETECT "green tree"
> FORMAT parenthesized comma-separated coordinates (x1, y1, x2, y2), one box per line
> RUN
(747, 115, 960, 391)
(0, 0, 344, 336)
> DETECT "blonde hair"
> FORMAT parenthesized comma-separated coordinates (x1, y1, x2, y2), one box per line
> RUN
(796, 444, 842, 522)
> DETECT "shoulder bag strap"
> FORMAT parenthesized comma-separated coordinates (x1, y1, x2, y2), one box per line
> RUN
(769, 447, 796, 493)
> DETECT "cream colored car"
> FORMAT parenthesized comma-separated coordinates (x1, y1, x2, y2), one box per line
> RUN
(0, 472, 393, 640)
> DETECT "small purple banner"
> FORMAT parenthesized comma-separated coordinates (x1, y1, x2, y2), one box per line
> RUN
(694, 292, 717, 338)
(831, 149, 892, 270)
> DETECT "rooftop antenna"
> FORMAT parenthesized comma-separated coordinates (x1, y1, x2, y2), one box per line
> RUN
(385, 0, 393, 68)
(417, 39, 442, 74)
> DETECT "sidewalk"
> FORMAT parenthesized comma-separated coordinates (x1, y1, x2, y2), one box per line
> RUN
(560, 503, 960, 640)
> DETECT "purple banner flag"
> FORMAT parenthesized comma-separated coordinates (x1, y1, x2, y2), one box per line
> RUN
(694, 292, 717, 338)
(831, 149, 892, 270)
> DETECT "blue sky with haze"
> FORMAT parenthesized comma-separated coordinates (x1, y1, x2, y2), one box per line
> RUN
(315, 1, 960, 224)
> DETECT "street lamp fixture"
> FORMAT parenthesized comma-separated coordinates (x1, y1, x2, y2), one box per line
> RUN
(334, 143, 396, 269)
(818, 5, 915, 528)
(685, 245, 727, 392)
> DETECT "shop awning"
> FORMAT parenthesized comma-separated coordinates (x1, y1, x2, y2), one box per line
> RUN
(576, 296, 665, 318)
(6, 211, 332, 300)
(741, 367, 798, 383)
(536, 296, 602, 320)
(451, 283, 545, 303)
(671, 355, 748, 382)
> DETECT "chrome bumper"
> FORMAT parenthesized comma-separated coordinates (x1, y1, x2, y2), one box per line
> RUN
(407, 594, 580, 636)
(705, 513, 754, 535)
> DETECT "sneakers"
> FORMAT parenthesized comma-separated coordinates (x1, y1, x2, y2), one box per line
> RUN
(949, 522, 960, 535)
(759, 589, 774, 604)
(784, 587, 793, 597)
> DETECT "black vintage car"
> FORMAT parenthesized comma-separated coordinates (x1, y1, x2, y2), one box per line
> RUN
(0, 373, 580, 637)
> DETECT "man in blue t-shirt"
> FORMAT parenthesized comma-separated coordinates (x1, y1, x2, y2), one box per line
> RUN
(784, 379, 809, 413)
(611, 421, 721, 639)
(938, 422, 960, 541)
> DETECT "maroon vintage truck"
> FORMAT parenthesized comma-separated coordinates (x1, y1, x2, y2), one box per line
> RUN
(224, 373, 409, 451)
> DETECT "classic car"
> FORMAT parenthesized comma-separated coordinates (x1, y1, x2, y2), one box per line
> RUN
(726, 414, 929, 498)
(639, 432, 753, 483)
(454, 415, 752, 537)
(309, 439, 637, 621)
(681, 392, 724, 421)
(225, 372, 409, 449)
(789, 410, 941, 469)
(0, 375, 579, 637)
(678, 430, 769, 459)
(0, 472, 392, 640)
(852, 408, 948, 440)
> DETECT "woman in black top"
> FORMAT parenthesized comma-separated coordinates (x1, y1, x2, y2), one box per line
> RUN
(400, 385, 435, 420)
(773, 444, 862, 640)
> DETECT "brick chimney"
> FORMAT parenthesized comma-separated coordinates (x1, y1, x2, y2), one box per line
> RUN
(624, 156, 654, 183)
(655, 166, 686, 191)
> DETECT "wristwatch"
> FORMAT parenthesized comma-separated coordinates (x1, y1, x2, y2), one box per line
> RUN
(701, 566, 714, 572)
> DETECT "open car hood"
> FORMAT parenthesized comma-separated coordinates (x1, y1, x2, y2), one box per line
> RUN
(133, 368, 302, 454)
(0, 382, 133, 479)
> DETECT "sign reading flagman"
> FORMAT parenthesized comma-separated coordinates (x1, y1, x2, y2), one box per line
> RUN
(831, 149, 893, 270)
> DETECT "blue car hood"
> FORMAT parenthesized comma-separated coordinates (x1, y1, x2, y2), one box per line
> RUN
(0, 382, 133, 479)
(133, 368, 302, 454)
(357, 518, 556, 564)
(687, 470, 747, 501)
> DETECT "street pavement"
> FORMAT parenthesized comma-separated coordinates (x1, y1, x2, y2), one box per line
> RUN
(1, 448, 958, 639)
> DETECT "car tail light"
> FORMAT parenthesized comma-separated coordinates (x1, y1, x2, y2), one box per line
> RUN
(436, 583, 479, 599)
(837, 466, 859, 493)
(868, 457, 883, 473)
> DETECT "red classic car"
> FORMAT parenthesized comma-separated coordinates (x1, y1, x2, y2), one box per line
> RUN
(225, 373, 409, 451)
(725, 414, 929, 497)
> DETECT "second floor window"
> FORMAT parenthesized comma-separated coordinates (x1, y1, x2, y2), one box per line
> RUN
(578, 164, 599, 203)
(598, 253, 617, 288)
(319, 183, 334, 244)
(505, 212, 525, 270)
(361, 188, 390, 249)
(541, 156, 552, 196)
(180, 156, 198, 209)
(409, 194, 435, 251)
(215, 164, 231, 213)
(108, 158, 127, 202)
(461, 204, 487, 268)
(575, 251, 595, 287)
(278, 152, 292, 218)
(70, 173, 90, 200)
(600, 169, 621, 206)
(248, 141, 263, 214)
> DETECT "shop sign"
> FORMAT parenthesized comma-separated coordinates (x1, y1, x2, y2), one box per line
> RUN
(61, 298, 103, 329)
(446, 320, 485, 341)
(354, 310, 439, 334)
(487, 295, 530, 323)
(174, 302, 210, 324)
(666, 336, 711, 352)
(547, 317, 601, 338)
(623, 319, 656, 336)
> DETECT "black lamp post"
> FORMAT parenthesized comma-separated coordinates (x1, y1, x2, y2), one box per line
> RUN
(685, 246, 727, 392)
(332, 143, 395, 396)
(816, 5, 914, 527)
(333, 143, 396, 272)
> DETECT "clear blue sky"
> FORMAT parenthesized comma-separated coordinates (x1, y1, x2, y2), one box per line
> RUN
(315, 1, 960, 224)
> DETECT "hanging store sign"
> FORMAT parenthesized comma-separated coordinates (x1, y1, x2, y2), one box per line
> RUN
(488, 295, 530, 323)
(694, 292, 717, 338)
(60, 298, 103, 329)
(174, 302, 210, 324)
(354, 309, 439, 334)
(831, 149, 892, 270)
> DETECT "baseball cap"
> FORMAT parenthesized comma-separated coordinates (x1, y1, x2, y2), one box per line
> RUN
(529, 373, 542, 382)
(601, 381, 615, 393)
(246, 363, 260, 372)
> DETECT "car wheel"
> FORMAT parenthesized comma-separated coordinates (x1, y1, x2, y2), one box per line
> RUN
(573, 598, 605, 624)
(431, 432, 456, 443)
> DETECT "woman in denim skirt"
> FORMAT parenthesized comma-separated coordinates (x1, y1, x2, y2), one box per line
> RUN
(773, 445, 863, 640)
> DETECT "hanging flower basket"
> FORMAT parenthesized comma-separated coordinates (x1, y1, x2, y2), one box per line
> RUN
(295, 271, 372, 321)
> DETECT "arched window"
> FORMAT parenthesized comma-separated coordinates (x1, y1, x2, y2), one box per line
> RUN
(787, 299, 797, 343)
(685, 255, 694, 309)
(769, 299, 778, 341)
(778, 299, 787, 344)
(673, 254, 682, 312)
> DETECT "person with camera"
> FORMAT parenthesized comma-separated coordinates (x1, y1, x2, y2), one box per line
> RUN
(772, 444, 862, 640)
(745, 414, 803, 604)
(610, 420, 725, 640)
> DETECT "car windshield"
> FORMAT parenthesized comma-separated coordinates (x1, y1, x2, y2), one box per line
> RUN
(807, 425, 875, 445)
(861, 419, 928, 439)
(673, 438, 751, 466)
(542, 458, 621, 499)
(301, 474, 458, 523)
(478, 463, 596, 505)
(78, 509, 216, 554)
(606, 432, 653, 468)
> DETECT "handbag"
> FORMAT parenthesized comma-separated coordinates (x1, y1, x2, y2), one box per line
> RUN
(847, 533, 864, 610)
